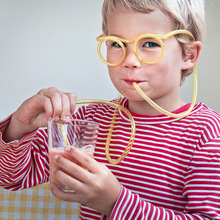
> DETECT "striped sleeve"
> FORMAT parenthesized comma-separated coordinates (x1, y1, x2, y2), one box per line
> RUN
(108, 138, 220, 220)
(110, 184, 219, 220)
(183, 137, 220, 218)
(110, 138, 220, 220)
(0, 116, 50, 190)
(0, 106, 90, 191)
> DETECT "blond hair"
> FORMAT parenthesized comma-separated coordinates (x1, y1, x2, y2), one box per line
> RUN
(102, 0, 205, 80)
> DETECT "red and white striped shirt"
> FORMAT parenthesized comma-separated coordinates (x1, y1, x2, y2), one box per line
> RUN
(0, 99, 220, 219)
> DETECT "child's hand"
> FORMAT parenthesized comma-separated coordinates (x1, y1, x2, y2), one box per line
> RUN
(49, 146, 121, 217)
(3, 87, 77, 142)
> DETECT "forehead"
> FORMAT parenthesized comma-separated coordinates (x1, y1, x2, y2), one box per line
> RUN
(106, 9, 174, 38)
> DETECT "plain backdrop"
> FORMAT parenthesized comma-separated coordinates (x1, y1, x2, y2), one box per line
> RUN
(0, 0, 219, 120)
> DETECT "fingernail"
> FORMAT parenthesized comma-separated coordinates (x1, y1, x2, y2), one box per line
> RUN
(53, 154, 59, 160)
(81, 145, 94, 152)
(65, 146, 71, 152)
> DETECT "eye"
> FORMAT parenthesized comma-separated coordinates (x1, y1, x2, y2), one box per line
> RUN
(143, 41, 159, 48)
(112, 42, 121, 48)
(111, 41, 126, 48)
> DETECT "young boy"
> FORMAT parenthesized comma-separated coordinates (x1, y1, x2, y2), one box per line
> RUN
(1, 0, 220, 219)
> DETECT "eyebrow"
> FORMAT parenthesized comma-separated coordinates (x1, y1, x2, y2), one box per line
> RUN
(107, 32, 160, 38)
(107, 33, 123, 37)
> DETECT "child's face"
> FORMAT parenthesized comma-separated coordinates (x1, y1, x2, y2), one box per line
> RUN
(106, 9, 187, 109)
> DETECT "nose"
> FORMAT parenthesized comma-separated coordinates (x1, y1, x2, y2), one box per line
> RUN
(122, 46, 142, 68)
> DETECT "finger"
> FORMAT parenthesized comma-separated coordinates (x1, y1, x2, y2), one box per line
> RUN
(39, 88, 63, 118)
(64, 146, 98, 173)
(52, 166, 83, 190)
(44, 89, 76, 119)
(60, 93, 72, 119)
(50, 93, 63, 118)
(54, 153, 91, 183)
(60, 92, 77, 118)
(49, 182, 77, 202)
(43, 96, 54, 120)
(65, 93, 77, 115)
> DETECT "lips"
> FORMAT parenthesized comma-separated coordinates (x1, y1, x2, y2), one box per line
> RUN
(124, 79, 142, 85)
(124, 80, 133, 85)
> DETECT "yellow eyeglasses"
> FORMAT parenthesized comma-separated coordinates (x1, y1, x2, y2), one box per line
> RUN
(96, 29, 195, 66)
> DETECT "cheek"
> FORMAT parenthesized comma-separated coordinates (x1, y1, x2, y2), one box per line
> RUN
(156, 49, 183, 81)
(148, 63, 182, 89)
(108, 66, 120, 86)
(108, 66, 115, 80)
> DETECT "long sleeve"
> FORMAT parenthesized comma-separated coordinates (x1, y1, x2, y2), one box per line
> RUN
(0, 106, 89, 191)
(0, 115, 50, 190)
(108, 137, 220, 220)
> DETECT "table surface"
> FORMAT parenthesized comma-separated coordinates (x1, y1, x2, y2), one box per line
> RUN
(0, 183, 79, 220)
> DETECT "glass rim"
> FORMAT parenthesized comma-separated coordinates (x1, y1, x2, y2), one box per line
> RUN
(48, 118, 99, 126)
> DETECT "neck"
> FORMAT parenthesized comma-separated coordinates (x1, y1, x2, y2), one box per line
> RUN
(127, 97, 185, 116)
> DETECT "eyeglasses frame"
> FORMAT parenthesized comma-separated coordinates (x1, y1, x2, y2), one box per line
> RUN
(96, 29, 195, 66)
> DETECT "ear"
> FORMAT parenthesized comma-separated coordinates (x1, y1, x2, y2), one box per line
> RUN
(181, 41, 202, 70)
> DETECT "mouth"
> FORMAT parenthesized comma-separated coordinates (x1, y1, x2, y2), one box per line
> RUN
(124, 79, 142, 86)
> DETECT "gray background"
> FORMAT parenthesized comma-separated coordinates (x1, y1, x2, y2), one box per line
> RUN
(0, 0, 219, 119)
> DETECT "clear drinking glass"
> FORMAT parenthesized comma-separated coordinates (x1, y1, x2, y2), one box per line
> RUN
(48, 118, 99, 190)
